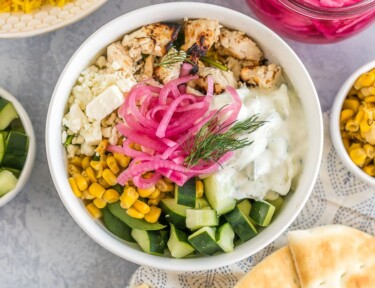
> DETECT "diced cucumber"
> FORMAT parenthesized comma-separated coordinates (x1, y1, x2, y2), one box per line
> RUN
(102, 207, 135, 242)
(9, 118, 25, 133)
(0, 133, 4, 164)
(268, 196, 284, 212)
(0, 168, 21, 178)
(160, 229, 170, 249)
(108, 202, 166, 230)
(225, 200, 258, 242)
(167, 224, 195, 258)
(160, 198, 189, 229)
(0, 98, 18, 130)
(195, 197, 209, 209)
(237, 199, 251, 216)
(203, 175, 236, 215)
(216, 223, 235, 252)
(0, 170, 18, 197)
(2, 131, 29, 170)
(188, 227, 223, 255)
(250, 200, 275, 227)
(131, 229, 165, 255)
(186, 208, 218, 230)
(175, 178, 196, 207)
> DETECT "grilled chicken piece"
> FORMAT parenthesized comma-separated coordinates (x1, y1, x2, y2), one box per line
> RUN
(188, 67, 238, 94)
(181, 19, 221, 59)
(241, 64, 282, 89)
(122, 23, 181, 59)
(154, 48, 184, 84)
(143, 55, 154, 79)
(107, 41, 133, 73)
(216, 28, 263, 63)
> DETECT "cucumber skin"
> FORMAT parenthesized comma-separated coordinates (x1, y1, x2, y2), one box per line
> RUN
(108, 202, 166, 230)
(225, 206, 258, 242)
(188, 227, 223, 255)
(131, 229, 165, 255)
(176, 178, 196, 208)
(216, 223, 235, 253)
(0, 99, 18, 130)
(102, 207, 135, 242)
(160, 198, 188, 229)
(185, 209, 218, 230)
(250, 201, 276, 227)
(168, 225, 195, 258)
(2, 131, 28, 170)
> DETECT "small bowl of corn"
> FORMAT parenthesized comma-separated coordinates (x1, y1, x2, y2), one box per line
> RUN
(331, 59, 375, 186)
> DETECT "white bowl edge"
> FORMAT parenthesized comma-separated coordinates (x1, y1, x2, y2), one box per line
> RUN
(46, 2, 323, 271)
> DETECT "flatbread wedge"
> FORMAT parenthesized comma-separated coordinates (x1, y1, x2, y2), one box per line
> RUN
(234, 246, 301, 288)
(288, 225, 374, 288)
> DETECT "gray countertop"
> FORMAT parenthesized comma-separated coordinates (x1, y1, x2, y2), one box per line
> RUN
(0, 1, 374, 287)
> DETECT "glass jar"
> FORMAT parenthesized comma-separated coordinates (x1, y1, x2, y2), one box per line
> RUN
(246, 0, 375, 43)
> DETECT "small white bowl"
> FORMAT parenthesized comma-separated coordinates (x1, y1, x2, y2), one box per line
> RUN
(0, 87, 36, 207)
(46, 2, 323, 271)
(331, 60, 375, 187)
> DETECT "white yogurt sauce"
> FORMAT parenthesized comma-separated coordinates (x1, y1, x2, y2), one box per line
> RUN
(211, 84, 307, 200)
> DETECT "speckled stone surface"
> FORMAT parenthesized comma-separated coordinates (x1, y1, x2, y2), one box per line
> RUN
(0, 0, 374, 287)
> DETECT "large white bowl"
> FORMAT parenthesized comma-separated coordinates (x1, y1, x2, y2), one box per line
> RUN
(46, 2, 323, 271)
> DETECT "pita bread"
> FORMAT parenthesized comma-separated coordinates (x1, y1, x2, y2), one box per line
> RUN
(288, 225, 374, 288)
(234, 246, 301, 288)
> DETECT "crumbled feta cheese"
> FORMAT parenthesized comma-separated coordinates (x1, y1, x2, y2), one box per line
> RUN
(80, 121, 102, 146)
(61, 131, 67, 143)
(116, 76, 137, 93)
(62, 103, 88, 133)
(85, 85, 124, 121)
(95, 56, 107, 68)
(101, 127, 112, 138)
(108, 127, 118, 145)
(80, 143, 95, 156)
(72, 85, 94, 110)
(67, 145, 80, 158)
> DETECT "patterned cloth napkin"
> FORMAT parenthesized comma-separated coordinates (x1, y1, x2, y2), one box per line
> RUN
(128, 113, 375, 288)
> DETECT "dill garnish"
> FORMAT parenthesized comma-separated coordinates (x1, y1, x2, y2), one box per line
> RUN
(155, 47, 193, 69)
(184, 113, 266, 167)
(200, 56, 228, 71)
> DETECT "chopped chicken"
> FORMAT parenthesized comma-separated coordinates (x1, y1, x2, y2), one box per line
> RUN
(107, 41, 133, 74)
(181, 19, 221, 58)
(241, 64, 282, 89)
(188, 67, 238, 94)
(143, 55, 154, 79)
(216, 28, 263, 63)
(122, 23, 181, 59)
(154, 48, 183, 84)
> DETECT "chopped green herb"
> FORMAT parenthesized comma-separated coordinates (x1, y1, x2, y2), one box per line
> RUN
(200, 56, 228, 71)
(64, 135, 74, 147)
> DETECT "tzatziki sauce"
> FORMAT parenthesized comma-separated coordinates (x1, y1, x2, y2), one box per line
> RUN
(211, 84, 307, 200)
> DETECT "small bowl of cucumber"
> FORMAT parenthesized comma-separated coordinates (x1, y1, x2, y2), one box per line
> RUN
(0, 87, 35, 207)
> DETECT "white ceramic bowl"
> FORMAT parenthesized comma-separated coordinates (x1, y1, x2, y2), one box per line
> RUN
(331, 60, 375, 187)
(0, 87, 36, 207)
(46, 2, 323, 271)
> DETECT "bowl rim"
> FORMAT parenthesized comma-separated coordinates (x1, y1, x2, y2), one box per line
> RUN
(0, 87, 36, 207)
(46, 1, 323, 271)
(330, 59, 375, 187)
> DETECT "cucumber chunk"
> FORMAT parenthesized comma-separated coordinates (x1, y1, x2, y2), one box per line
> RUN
(186, 208, 218, 230)
(160, 198, 189, 229)
(108, 202, 166, 230)
(268, 196, 284, 212)
(216, 223, 235, 252)
(175, 178, 196, 207)
(131, 229, 165, 255)
(0, 98, 18, 130)
(0, 133, 4, 164)
(237, 199, 251, 216)
(225, 200, 258, 242)
(203, 175, 236, 215)
(0, 168, 21, 178)
(167, 224, 195, 258)
(188, 227, 223, 255)
(195, 197, 209, 209)
(250, 200, 276, 227)
(2, 131, 29, 170)
(0, 170, 18, 197)
(102, 207, 135, 242)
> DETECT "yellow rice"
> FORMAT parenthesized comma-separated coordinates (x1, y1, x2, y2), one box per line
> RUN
(0, 0, 70, 13)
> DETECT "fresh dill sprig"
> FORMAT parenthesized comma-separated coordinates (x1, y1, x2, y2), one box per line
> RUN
(155, 47, 193, 69)
(200, 56, 228, 71)
(184, 113, 266, 167)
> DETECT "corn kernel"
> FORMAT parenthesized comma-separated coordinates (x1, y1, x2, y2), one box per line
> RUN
(360, 119, 372, 134)
(343, 98, 360, 113)
(68, 164, 81, 176)
(138, 185, 156, 197)
(90, 160, 102, 171)
(144, 206, 161, 223)
(70, 156, 82, 168)
(345, 119, 359, 133)
(96, 139, 109, 155)
(156, 179, 174, 192)
(89, 183, 106, 198)
(86, 203, 102, 219)
(196, 180, 204, 198)
(73, 173, 88, 191)
(134, 143, 142, 151)
(354, 109, 365, 124)
(142, 172, 154, 179)
(133, 200, 151, 214)
(343, 138, 350, 151)
(103, 189, 120, 203)
(81, 156, 91, 170)
(98, 178, 110, 189)
(81, 190, 95, 200)
(126, 207, 144, 219)
(148, 188, 161, 199)
(148, 197, 161, 206)
(85, 167, 97, 183)
(80, 171, 91, 185)
(363, 165, 375, 176)
(93, 198, 107, 209)
(102, 169, 117, 186)
(120, 186, 139, 208)
(364, 144, 375, 158)
(68, 177, 82, 198)
(340, 109, 354, 125)
(364, 96, 375, 103)
(114, 153, 130, 168)
(354, 73, 375, 89)
(106, 156, 120, 174)
(349, 148, 367, 167)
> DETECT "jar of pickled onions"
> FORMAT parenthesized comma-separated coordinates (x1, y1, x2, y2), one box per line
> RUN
(246, 0, 375, 43)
